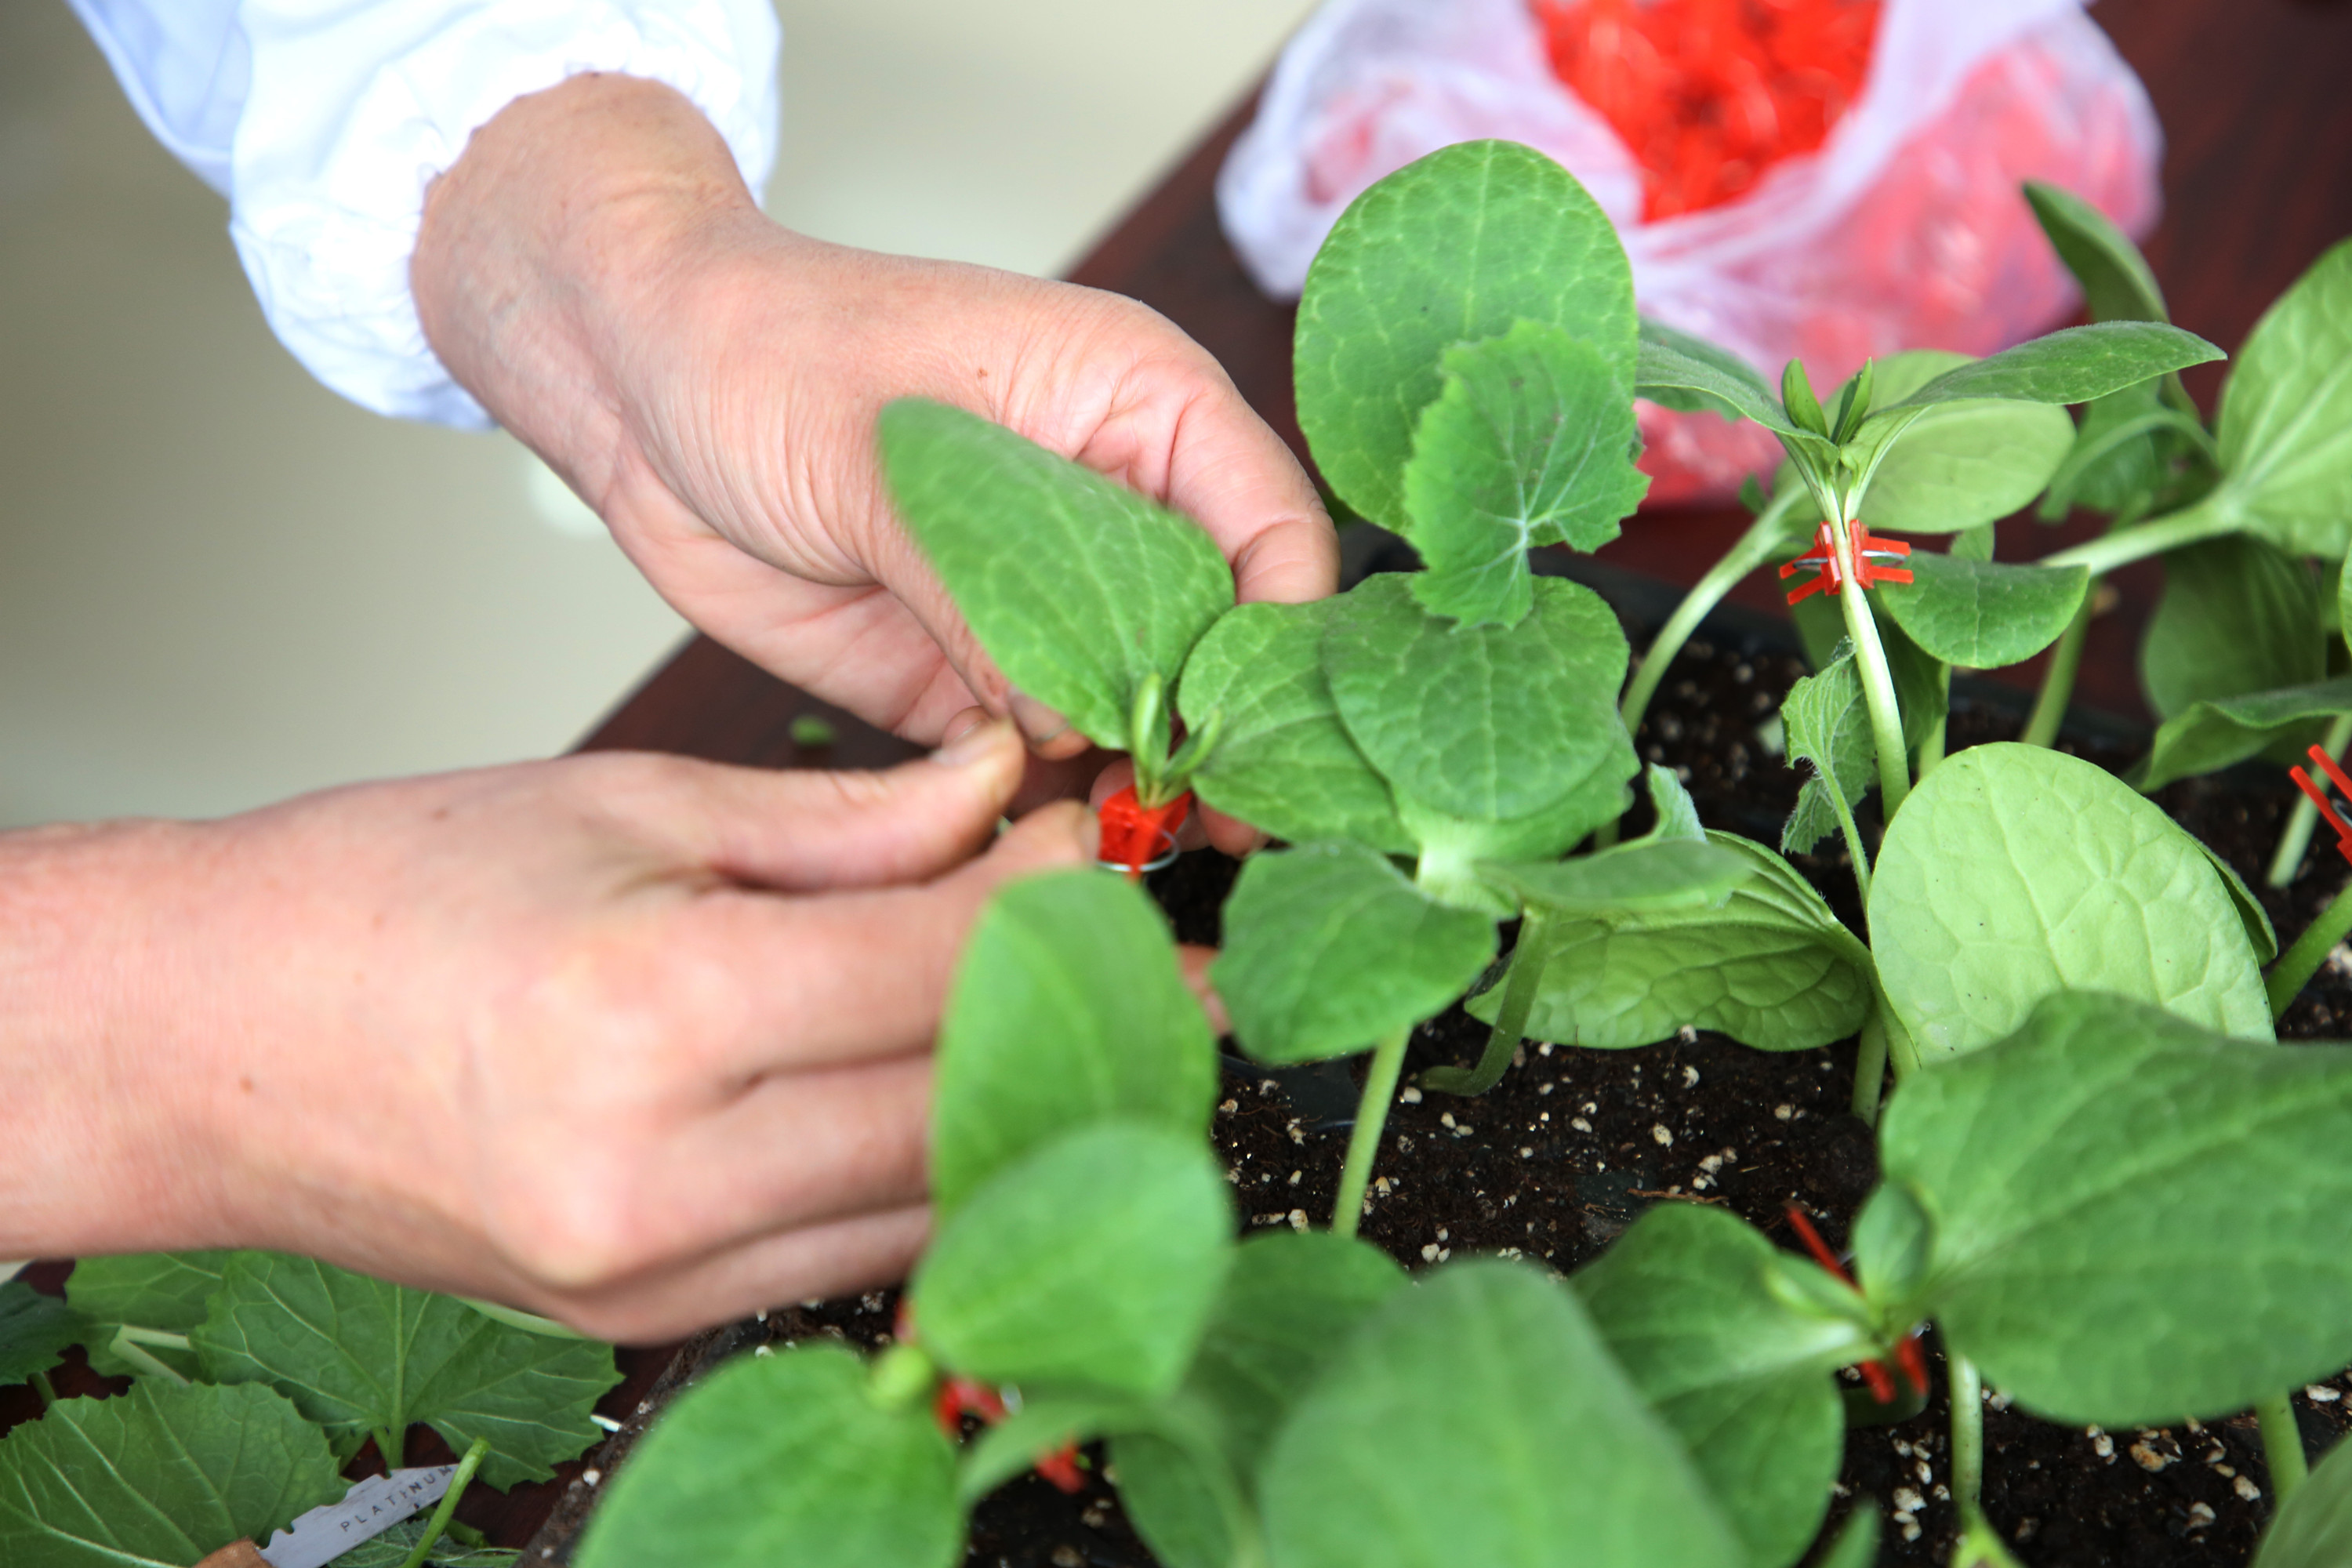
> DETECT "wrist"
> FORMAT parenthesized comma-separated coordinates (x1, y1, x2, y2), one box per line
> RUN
(0, 819, 230, 1258)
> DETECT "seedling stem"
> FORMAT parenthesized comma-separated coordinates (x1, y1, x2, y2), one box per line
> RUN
(1333, 1028, 1412, 1239)
(2268, 713, 2352, 888)
(1833, 517, 1912, 817)
(1849, 1013, 1887, 1126)
(2041, 488, 2241, 579)
(1422, 915, 1552, 1097)
(2019, 597, 2094, 750)
(394, 1435, 489, 1568)
(1950, 1353, 1984, 1515)
(1618, 485, 1809, 749)
(2256, 1391, 2310, 1503)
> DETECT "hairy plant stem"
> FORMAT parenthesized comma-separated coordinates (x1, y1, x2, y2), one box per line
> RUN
(2269, 713, 2352, 887)
(31, 1370, 56, 1409)
(2041, 489, 2241, 577)
(1421, 915, 1551, 1097)
(376, 1425, 405, 1471)
(1850, 1012, 1889, 1126)
(2257, 1392, 2310, 1503)
(1332, 1029, 1412, 1238)
(1951, 1355, 1985, 1515)
(2266, 872, 2352, 1020)
(1833, 521, 1911, 818)
(2020, 597, 2095, 749)
(396, 1436, 490, 1568)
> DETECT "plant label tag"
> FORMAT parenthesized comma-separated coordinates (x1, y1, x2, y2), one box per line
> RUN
(255, 1465, 457, 1568)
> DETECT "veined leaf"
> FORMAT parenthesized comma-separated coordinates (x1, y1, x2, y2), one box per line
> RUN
(2216, 238, 2352, 556)
(1259, 1261, 1741, 1568)
(1576, 1205, 1874, 1568)
(932, 871, 1215, 1218)
(1323, 574, 1632, 825)
(1296, 140, 1637, 532)
(575, 1345, 958, 1568)
(2254, 1430, 2352, 1568)
(191, 1254, 620, 1489)
(2142, 536, 2326, 721)
(2023, 181, 2169, 326)
(1868, 745, 2272, 1062)
(1475, 833, 1873, 1052)
(1402, 321, 1648, 626)
(1875, 552, 2089, 670)
(1178, 601, 1411, 853)
(66, 1251, 234, 1381)
(1400, 755, 1639, 913)
(2129, 676, 2352, 793)
(878, 398, 1232, 750)
(0, 1282, 82, 1387)
(1874, 321, 2223, 415)
(1778, 644, 1873, 857)
(1867, 993, 2352, 1425)
(1482, 837, 1751, 917)
(1634, 321, 1806, 441)
(1214, 842, 1497, 1065)
(1853, 350, 2074, 535)
(0, 1381, 344, 1568)
(913, 1123, 1230, 1402)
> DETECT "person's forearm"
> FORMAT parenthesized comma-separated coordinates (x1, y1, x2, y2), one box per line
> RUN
(0, 820, 229, 1260)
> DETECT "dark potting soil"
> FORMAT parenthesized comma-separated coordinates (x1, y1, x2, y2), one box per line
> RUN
(532, 599, 2352, 1568)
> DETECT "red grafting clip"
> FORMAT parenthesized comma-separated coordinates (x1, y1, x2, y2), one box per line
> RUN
(1033, 1443, 1087, 1494)
(1097, 786, 1191, 879)
(1779, 521, 1913, 605)
(2292, 744, 2352, 869)
(933, 1377, 1007, 1437)
(1784, 1203, 1907, 1404)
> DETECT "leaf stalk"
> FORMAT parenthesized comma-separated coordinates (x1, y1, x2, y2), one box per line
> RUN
(2268, 713, 2352, 887)
(1950, 1354, 1985, 1515)
(1421, 915, 1551, 1097)
(2264, 871, 2352, 1020)
(395, 1436, 491, 1568)
(2257, 1392, 2310, 1503)
(1331, 1028, 1413, 1239)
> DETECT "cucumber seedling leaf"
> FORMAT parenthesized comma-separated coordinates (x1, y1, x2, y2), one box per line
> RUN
(0, 1282, 82, 1388)
(191, 1254, 621, 1489)
(0, 1381, 345, 1568)
(1296, 140, 1638, 532)
(64, 1250, 234, 1381)
(1258, 1261, 1743, 1568)
(2252, 1427, 2352, 1568)
(931, 871, 1216, 1219)
(1483, 837, 1752, 917)
(575, 1343, 960, 1568)
(1871, 321, 2223, 416)
(2216, 238, 2352, 557)
(1868, 744, 2271, 1062)
(1116, 1230, 1409, 1568)
(1849, 350, 2075, 535)
(2142, 535, 2326, 722)
(1213, 841, 1497, 1066)
(913, 1122, 1232, 1403)
(1178, 601, 1412, 855)
(1778, 644, 1875, 858)
(1813, 1509, 1882, 1568)
(1867, 992, 2352, 1426)
(332, 1517, 519, 1568)
(1874, 552, 2090, 671)
(2023, 180, 2169, 327)
(2132, 676, 2352, 794)
(1576, 1204, 1875, 1568)
(1323, 574, 1632, 826)
(1478, 833, 1874, 1053)
(1635, 320, 1813, 445)
(877, 398, 1232, 751)
(1401, 321, 1649, 626)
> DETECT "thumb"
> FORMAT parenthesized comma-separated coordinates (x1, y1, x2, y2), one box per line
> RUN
(671, 715, 1032, 892)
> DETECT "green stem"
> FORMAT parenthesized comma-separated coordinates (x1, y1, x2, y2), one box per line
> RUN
(395, 1436, 490, 1568)
(2020, 596, 2095, 749)
(2041, 490, 2241, 577)
(2257, 1392, 2310, 1504)
(106, 1327, 191, 1386)
(1331, 1029, 1412, 1239)
(2266, 873, 2352, 1020)
(1825, 767, 1873, 912)
(1621, 487, 1809, 741)
(1421, 915, 1550, 1098)
(376, 1425, 405, 1472)
(1850, 1012, 1888, 1127)
(1914, 708, 1947, 779)
(31, 1370, 57, 1409)
(1951, 1354, 1985, 1515)
(2270, 713, 2352, 887)
(1835, 539, 1911, 818)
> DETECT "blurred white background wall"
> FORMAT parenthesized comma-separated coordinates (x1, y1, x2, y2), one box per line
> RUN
(0, 0, 1316, 826)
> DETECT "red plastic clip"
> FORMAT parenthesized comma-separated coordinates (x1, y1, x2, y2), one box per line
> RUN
(902, 1310, 1089, 1494)
(1784, 1203, 1926, 1403)
(1097, 786, 1191, 879)
(2291, 744, 2352, 869)
(1779, 521, 1913, 605)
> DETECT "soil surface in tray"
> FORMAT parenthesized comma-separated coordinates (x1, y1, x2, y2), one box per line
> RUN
(548, 612, 2352, 1568)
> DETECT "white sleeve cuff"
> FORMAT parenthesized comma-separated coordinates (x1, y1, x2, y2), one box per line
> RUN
(228, 0, 782, 430)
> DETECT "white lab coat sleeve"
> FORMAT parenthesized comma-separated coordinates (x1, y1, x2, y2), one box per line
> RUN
(65, 0, 782, 429)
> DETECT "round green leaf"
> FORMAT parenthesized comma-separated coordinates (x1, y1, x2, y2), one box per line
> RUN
(575, 1345, 959, 1568)
(1260, 1261, 1741, 1568)
(1873, 552, 2090, 670)
(1214, 842, 1497, 1065)
(1296, 141, 1636, 532)
(1856, 350, 2075, 535)
(2141, 535, 2325, 721)
(1868, 744, 2271, 1062)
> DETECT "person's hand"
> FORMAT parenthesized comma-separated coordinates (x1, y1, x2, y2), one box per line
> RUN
(412, 73, 1337, 853)
(0, 720, 1098, 1342)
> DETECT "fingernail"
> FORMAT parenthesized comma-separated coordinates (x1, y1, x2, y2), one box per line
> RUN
(934, 714, 1011, 767)
(1007, 690, 1072, 746)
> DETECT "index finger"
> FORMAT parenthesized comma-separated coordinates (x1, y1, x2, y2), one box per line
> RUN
(1159, 375, 1340, 608)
